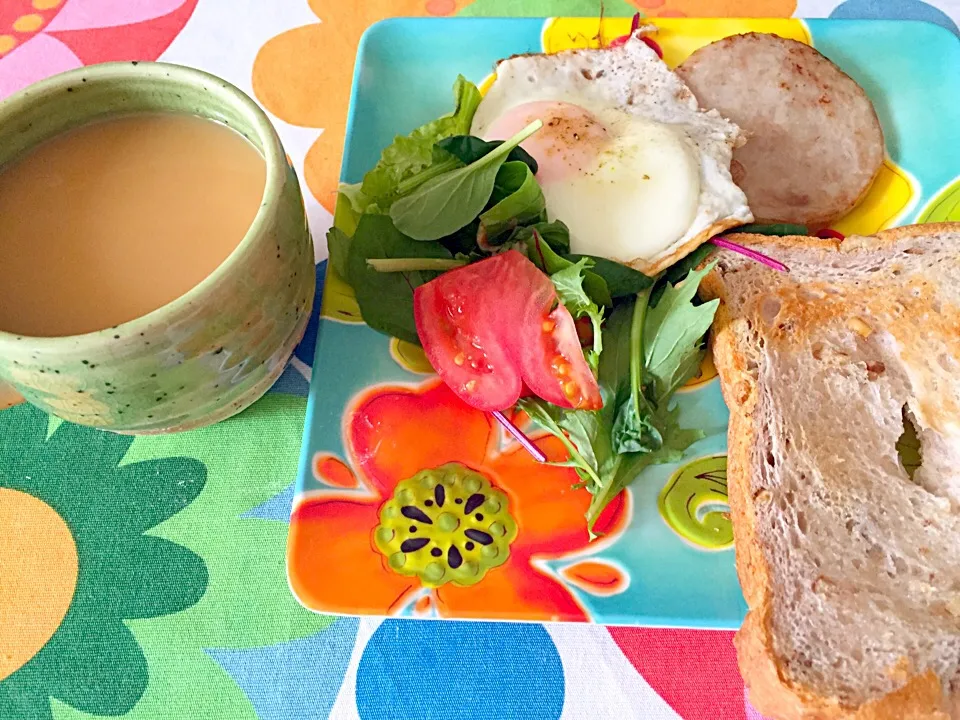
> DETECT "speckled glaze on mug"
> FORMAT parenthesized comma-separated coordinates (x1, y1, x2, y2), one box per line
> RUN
(0, 62, 314, 433)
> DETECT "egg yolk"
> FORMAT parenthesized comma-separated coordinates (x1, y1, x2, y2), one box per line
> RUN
(482, 101, 609, 183)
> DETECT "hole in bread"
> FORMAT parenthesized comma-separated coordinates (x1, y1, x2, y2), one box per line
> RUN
(811, 342, 825, 360)
(896, 406, 922, 481)
(903, 247, 926, 255)
(759, 296, 782, 325)
(796, 510, 808, 534)
(844, 518, 855, 533)
(766, 451, 776, 468)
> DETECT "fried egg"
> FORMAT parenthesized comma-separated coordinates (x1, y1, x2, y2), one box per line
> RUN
(470, 30, 753, 275)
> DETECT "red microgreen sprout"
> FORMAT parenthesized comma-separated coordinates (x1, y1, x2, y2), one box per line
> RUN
(711, 237, 790, 273)
(815, 228, 845, 240)
(609, 13, 653, 51)
(492, 410, 547, 463)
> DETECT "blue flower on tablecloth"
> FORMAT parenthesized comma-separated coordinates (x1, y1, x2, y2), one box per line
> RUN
(206, 617, 360, 720)
(830, 0, 959, 36)
(355, 620, 565, 720)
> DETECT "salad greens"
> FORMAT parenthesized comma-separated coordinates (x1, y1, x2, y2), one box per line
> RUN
(331, 77, 724, 538)
(389, 120, 543, 240)
(548, 257, 605, 371)
(342, 75, 482, 213)
(478, 161, 546, 241)
(436, 135, 539, 174)
(343, 214, 451, 344)
(519, 262, 717, 536)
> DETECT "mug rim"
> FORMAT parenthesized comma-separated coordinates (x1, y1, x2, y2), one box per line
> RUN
(0, 61, 289, 349)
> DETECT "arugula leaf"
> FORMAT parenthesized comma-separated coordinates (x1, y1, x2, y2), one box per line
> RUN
(565, 254, 653, 298)
(649, 242, 715, 308)
(345, 214, 451, 344)
(586, 404, 703, 535)
(350, 76, 482, 211)
(389, 120, 542, 241)
(326, 226, 352, 280)
(478, 161, 546, 242)
(611, 390, 663, 454)
(549, 258, 604, 370)
(520, 271, 715, 539)
(436, 135, 539, 175)
(516, 397, 603, 488)
(528, 232, 612, 308)
(644, 262, 719, 404)
(503, 220, 571, 253)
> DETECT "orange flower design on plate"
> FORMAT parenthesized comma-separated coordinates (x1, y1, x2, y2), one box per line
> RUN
(288, 379, 629, 622)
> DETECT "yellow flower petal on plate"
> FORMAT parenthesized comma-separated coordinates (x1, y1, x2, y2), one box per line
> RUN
(832, 159, 917, 236)
(542, 17, 808, 67)
(390, 338, 435, 374)
(320, 268, 363, 324)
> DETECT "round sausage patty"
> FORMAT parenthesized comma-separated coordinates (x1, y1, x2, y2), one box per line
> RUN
(677, 33, 884, 228)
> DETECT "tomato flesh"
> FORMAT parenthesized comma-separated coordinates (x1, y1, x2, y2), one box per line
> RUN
(414, 250, 602, 412)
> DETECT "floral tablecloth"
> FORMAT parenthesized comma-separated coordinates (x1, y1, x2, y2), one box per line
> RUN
(1, 1, 957, 719)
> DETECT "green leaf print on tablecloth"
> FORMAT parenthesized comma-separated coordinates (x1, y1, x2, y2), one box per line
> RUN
(0, 394, 331, 720)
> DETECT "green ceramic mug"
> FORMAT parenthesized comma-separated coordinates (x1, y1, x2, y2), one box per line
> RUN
(0, 62, 314, 433)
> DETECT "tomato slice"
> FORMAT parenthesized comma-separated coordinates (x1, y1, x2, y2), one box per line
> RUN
(414, 250, 602, 412)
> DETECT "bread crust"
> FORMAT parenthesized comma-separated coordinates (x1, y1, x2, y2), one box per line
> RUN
(703, 223, 960, 720)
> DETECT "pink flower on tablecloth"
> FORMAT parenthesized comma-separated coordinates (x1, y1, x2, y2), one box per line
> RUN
(0, 0, 198, 101)
(608, 627, 774, 720)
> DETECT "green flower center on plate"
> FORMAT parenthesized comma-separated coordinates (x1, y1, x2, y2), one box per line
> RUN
(373, 463, 518, 587)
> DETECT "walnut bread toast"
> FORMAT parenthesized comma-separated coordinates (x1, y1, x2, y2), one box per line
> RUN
(701, 223, 960, 720)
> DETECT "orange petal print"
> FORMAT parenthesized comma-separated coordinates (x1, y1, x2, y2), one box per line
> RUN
(489, 439, 630, 554)
(312, 453, 359, 489)
(289, 497, 417, 614)
(290, 379, 633, 620)
(559, 560, 628, 596)
(252, 0, 473, 214)
(436, 548, 588, 622)
(348, 381, 494, 498)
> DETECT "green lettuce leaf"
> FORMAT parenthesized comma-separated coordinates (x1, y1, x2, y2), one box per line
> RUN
(345, 214, 451, 343)
(478, 161, 546, 242)
(564, 254, 653, 298)
(644, 262, 719, 404)
(349, 75, 482, 212)
(549, 257, 604, 370)
(436, 135, 539, 174)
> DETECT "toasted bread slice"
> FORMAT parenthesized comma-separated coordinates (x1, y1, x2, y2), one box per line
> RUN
(701, 224, 960, 720)
(678, 33, 884, 229)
